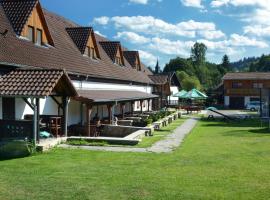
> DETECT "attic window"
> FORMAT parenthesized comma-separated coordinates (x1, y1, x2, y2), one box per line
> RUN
(85, 46, 96, 59)
(27, 26, 35, 43)
(116, 57, 122, 66)
(36, 29, 42, 46)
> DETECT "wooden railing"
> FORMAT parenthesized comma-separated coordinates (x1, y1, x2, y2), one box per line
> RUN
(0, 120, 33, 140)
(225, 88, 260, 96)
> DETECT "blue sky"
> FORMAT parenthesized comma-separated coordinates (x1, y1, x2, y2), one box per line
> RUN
(40, 0, 270, 69)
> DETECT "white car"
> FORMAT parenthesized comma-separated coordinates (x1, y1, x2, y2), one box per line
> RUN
(245, 101, 262, 111)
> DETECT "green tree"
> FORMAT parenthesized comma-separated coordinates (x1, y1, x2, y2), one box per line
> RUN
(221, 54, 231, 72)
(191, 42, 207, 65)
(176, 71, 189, 81)
(182, 76, 201, 91)
(163, 57, 194, 75)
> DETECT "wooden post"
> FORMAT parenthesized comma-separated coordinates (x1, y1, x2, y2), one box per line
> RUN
(140, 100, 143, 113)
(120, 103, 125, 119)
(86, 104, 92, 137)
(36, 98, 40, 143)
(147, 99, 150, 112)
(131, 101, 134, 115)
(62, 96, 69, 137)
(107, 104, 112, 124)
(32, 98, 37, 146)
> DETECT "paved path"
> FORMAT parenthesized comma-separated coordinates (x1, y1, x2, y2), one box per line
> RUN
(59, 118, 198, 153)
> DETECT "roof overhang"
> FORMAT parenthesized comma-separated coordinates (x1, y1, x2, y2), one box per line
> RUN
(74, 89, 159, 104)
(0, 69, 78, 98)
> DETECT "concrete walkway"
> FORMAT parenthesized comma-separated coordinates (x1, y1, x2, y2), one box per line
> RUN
(59, 118, 198, 153)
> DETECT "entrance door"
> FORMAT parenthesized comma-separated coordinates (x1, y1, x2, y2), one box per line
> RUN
(230, 97, 245, 109)
(2, 97, 15, 120)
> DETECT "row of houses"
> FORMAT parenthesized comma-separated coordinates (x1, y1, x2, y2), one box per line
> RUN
(0, 0, 180, 144)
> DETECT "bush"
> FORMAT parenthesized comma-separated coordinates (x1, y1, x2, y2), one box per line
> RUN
(0, 140, 35, 160)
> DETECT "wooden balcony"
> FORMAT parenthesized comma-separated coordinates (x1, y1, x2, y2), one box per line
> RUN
(225, 88, 260, 96)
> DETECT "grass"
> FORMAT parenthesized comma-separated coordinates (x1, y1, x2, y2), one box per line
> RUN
(0, 118, 270, 199)
(136, 118, 186, 148)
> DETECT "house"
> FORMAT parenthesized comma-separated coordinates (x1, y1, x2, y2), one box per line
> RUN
(149, 72, 181, 109)
(0, 0, 158, 143)
(222, 72, 270, 109)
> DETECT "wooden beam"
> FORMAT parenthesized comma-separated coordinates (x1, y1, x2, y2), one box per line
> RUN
(140, 100, 143, 113)
(36, 98, 40, 143)
(107, 104, 112, 124)
(147, 99, 150, 112)
(32, 98, 37, 146)
(23, 98, 34, 110)
(120, 103, 125, 119)
(62, 96, 69, 137)
(86, 104, 92, 137)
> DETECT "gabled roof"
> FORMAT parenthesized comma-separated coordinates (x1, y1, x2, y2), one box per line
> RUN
(148, 75, 169, 85)
(0, 3, 153, 84)
(123, 51, 141, 69)
(0, 69, 78, 97)
(99, 41, 124, 64)
(66, 27, 100, 58)
(223, 72, 270, 80)
(0, 0, 38, 35)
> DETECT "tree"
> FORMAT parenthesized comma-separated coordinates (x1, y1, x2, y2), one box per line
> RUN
(154, 59, 161, 74)
(176, 71, 189, 82)
(191, 42, 207, 65)
(221, 54, 231, 72)
(182, 76, 201, 91)
(163, 57, 194, 75)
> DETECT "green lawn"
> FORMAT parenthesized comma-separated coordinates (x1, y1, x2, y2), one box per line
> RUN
(0, 119, 270, 200)
(136, 118, 186, 148)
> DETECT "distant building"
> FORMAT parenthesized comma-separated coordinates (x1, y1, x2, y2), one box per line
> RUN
(222, 72, 270, 109)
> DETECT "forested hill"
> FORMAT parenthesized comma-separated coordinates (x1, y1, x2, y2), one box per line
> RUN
(231, 54, 270, 72)
(158, 42, 270, 91)
(231, 57, 259, 71)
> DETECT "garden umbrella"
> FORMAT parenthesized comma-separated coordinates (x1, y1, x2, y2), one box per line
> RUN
(173, 90, 188, 98)
(182, 88, 208, 100)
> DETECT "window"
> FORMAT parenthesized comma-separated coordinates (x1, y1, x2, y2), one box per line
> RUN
(90, 47, 96, 59)
(253, 83, 263, 88)
(85, 46, 90, 57)
(116, 57, 121, 65)
(27, 26, 34, 43)
(36, 29, 42, 46)
(232, 82, 242, 88)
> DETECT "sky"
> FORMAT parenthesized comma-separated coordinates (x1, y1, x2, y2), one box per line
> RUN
(40, 0, 270, 69)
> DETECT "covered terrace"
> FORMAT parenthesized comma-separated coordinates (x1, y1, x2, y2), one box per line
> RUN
(74, 89, 158, 136)
(0, 69, 78, 145)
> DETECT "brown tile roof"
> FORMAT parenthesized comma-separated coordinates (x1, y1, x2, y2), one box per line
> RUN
(66, 27, 93, 54)
(0, 0, 38, 35)
(76, 89, 158, 103)
(148, 75, 169, 85)
(223, 72, 270, 80)
(0, 2, 153, 84)
(99, 41, 122, 63)
(123, 51, 139, 69)
(0, 69, 77, 97)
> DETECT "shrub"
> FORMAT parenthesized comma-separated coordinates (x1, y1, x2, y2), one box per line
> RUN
(0, 140, 35, 160)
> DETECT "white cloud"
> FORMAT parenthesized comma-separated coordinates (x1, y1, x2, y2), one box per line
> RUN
(93, 16, 110, 25)
(211, 0, 269, 7)
(129, 0, 148, 4)
(94, 31, 106, 38)
(148, 37, 193, 56)
(244, 25, 270, 37)
(138, 50, 157, 66)
(181, 0, 204, 8)
(114, 32, 150, 44)
(109, 16, 224, 39)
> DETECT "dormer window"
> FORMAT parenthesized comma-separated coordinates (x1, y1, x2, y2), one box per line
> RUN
(116, 57, 122, 65)
(90, 47, 96, 59)
(36, 29, 42, 46)
(28, 26, 35, 43)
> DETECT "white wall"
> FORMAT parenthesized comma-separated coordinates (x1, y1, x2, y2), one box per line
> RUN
(169, 86, 179, 101)
(73, 80, 153, 94)
(224, 96, 230, 107)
